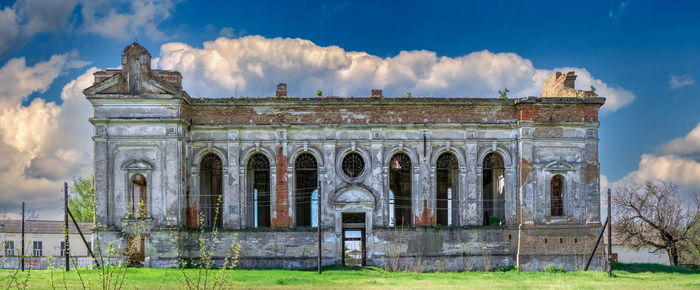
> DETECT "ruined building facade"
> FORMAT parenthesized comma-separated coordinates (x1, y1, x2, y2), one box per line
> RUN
(84, 43, 606, 270)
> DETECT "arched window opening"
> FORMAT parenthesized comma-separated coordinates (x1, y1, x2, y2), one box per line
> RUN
(390, 153, 412, 226)
(482, 153, 505, 226)
(551, 175, 564, 216)
(295, 153, 318, 227)
(436, 153, 458, 226)
(200, 154, 223, 228)
(130, 174, 147, 218)
(247, 154, 270, 228)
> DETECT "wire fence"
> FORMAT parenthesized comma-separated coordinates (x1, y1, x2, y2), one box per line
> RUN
(0, 256, 93, 270)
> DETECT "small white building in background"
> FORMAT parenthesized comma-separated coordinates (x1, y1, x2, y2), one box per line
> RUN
(0, 220, 93, 269)
(606, 229, 670, 265)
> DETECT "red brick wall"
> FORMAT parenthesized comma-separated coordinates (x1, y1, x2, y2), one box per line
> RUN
(517, 104, 600, 122)
(271, 146, 293, 227)
(189, 103, 517, 125)
(186, 99, 601, 125)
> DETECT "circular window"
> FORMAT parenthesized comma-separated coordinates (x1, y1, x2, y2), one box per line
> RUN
(342, 152, 365, 178)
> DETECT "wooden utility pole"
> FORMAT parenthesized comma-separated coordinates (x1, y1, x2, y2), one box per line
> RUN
(21, 202, 24, 271)
(607, 188, 612, 277)
(317, 185, 322, 274)
(64, 182, 70, 271)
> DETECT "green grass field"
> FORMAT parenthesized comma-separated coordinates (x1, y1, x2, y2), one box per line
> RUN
(1, 263, 698, 289)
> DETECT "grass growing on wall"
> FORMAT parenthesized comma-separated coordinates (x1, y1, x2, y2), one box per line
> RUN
(1, 263, 699, 289)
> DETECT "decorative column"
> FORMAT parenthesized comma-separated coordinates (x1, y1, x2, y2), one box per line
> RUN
(226, 130, 241, 229)
(321, 130, 336, 228)
(463, 137, 479, 225)
(94, 125, 110, 226)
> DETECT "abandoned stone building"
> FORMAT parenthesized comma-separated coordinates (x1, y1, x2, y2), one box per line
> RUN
(84, 43, 606, 271)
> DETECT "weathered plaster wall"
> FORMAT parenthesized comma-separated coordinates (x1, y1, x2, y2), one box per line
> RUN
(85, 43, 606, 271)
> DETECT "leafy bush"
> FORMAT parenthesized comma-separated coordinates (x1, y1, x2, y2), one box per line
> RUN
(489, 265, 517, 272)
(543, 265, 567, 273)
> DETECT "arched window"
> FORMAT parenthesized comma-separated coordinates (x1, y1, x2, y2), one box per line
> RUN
(551, 175, 564, 216)
(247, 154, 270, 228)
(482, 153, 505, 226)
(390, 153, 412, 226)
(295, 153, 318, 227)
(436, 153, 458, 226)
(130, 174, 147, 218)
(200, 154, 223, 228)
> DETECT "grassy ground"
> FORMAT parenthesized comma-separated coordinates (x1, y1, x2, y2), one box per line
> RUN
(1, 263, 698, 289)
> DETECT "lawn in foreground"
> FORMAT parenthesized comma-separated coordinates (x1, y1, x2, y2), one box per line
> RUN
(1, 263, 698, 289)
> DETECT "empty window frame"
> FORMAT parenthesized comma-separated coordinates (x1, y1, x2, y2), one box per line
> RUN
(551, 175, 564, 216)
(389, 153, 412, 226)
(130, 174, 147, 218)
(247, 154, 271, 228)
(482, 152, 505, 226)
(200, 154, 223, 228)
(295, 153, 318, 227)
(436, 153, 458, 226)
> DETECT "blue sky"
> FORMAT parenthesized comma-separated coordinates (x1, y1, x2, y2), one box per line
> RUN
(0, 0, 699, 218)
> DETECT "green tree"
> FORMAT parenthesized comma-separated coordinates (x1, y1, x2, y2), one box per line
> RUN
(498, 88, 509, 99)
(68, 176, 95, 222)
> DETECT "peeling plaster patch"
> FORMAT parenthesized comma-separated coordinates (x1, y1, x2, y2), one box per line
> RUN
(520, 158, 533, 187)
(272, 146, 293, 227)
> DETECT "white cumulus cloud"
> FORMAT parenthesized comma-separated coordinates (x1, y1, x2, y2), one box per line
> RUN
(0, 0, 178, 56)
(0, 53, 94, 220)
(618, 154, 700, 188)
(156, 36, 634, 112)
(79, 0, 177, 41)
(615, 122, 700, 200)
(661, 122, 700, 157)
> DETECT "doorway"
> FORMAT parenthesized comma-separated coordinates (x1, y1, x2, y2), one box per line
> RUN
(342, 213, 365, 267)
(127, 233, 146, 266)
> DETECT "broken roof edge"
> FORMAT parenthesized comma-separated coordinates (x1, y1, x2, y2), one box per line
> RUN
(185, 95, 606, 106)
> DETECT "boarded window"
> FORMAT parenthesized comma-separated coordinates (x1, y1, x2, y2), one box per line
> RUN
(247, 154, 270, 228)
(436, 153, 458, 226)
(551, 175, 564, 216)
(482, 153, 505, 226)
(390, 153, 412, 226)
(200, 154, 223, 228)
(130, 174, 147, 218)
(295, 153, 318, 227)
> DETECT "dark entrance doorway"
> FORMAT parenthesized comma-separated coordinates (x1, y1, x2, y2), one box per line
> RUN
(127, 233, 146, 266)
(342, 213, 365, 267)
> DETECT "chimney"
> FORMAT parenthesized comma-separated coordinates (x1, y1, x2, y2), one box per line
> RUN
(276, 83, 287, 97)
(371, 89, 383, 98)
(564, 72, 577, 89)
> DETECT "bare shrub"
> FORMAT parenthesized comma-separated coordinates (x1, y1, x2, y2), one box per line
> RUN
(612, 181, 700, 266)
(179, 197, 242, 290)
(383, 226, 406, 272)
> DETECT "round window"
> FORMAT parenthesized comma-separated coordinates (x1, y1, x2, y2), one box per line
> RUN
(341, 152, 365, 178)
